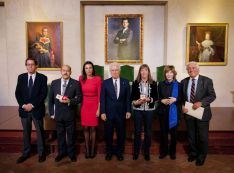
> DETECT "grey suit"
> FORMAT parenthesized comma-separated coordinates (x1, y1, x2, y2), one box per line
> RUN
(181, 75, 216, 160)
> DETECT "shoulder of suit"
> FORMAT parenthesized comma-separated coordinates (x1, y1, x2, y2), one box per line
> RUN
(199, 75, 212, 82)
(36, 72, 47, 79)
(181, 77, 190, 83)
(120, 77, 129, 83)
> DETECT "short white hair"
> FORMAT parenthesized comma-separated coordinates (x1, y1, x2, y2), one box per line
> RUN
(186, 61, 200, 70)
(109, 62, 120, 71)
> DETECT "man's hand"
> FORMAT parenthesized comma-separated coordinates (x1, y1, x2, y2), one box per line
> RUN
(51, 115, 55, 119)
(23, 104, 33, 112)
(126, 112, 131, 119)
(101, 113, 107, 121)
(182, 105, 188, 113)
(192, 102, 202, 110)
(59, 98, 70, 104)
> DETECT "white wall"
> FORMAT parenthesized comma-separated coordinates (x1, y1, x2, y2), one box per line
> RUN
(85, 5, 165, 79)
(0, 0, 234, 107)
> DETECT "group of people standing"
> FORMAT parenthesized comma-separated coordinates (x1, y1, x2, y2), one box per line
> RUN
(15, 58, 216, 167)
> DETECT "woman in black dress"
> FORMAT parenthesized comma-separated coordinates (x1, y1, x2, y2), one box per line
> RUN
(157, 65, 181, 160)
(131, 64, 158, 161)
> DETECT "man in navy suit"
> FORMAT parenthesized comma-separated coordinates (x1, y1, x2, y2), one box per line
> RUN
(49, 65, 82, 162)
(100, 62, 131, 161)
(181, 61, 216, 166)
(15, 58, 48, 163)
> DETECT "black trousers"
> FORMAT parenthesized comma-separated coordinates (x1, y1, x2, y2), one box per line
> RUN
(159, 110, 177, 155)
(56, 120, 76, 157)
(133, 110, 154, 155)
(21, 113, 45, 157)
(104, 117, 125, 155)
(186, 116, 209, 160)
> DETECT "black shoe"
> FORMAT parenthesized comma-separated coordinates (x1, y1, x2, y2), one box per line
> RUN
(188, 155, 197, 162)
(133, 153, 139, 160)
(70, 156, 77, 162)
(144, 154, 150, 161)
(170, 153, 176, 160)
(105, 153, 112, 161)
(55, 155, 65, 162)
(16, 156, 29, 164)
(117, 154, 124, 161)
(196, 158, 205, 166)
(38, 154, 46, 162)
(90, 152, 96, 159)
(159, 153, 167, 159)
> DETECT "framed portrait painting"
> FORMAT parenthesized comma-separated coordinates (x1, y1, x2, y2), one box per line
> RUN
(105, 14, 143, 64)
(186, 23, 228, 66)
(26, 22, 63, 70)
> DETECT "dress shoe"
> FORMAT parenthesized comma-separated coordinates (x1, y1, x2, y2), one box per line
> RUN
(105, 153, 112, 161)
(69, 156, 77, 162)
(144, 154, 150, 161)
(170, 153, 176, 160)
(90, 152, 96, 159)
(188, 155, 197, 162)
(196, 158, 205, 166)
(117, 154, 124, 161)
(38, 154, 46, 162)
(16, 156, 29, 164)
(55, 155, 65, 162)
(133, 153, 139, 160)
(158, 153, 167, 159)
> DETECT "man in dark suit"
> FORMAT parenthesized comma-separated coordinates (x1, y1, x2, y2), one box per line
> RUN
(181, 61, 216, 166)
(15, 58, 47, 163)
(100, 62, 131, 161)
(114, 19, 133, 60)
(49, 65, 82, 162)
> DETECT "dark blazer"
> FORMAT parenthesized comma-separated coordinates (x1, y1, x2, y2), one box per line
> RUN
(49, 78, 82, 121)
(131, 80, 158, 109)
(15, 72, 48, 120)
(181, 75, 216, 121)
(100, 77, 131, 120)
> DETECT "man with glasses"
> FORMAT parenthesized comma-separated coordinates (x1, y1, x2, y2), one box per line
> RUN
(15, 58, 48, 163)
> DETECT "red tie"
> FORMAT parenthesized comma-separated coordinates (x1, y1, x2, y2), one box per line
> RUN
(190, 79, 195, 103)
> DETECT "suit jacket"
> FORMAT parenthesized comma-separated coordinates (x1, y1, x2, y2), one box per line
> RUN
(48, 78, 82, 121)
(181, 75, 216, 121)
(15, 72, 48, 120)
(100, 77, 131, 120)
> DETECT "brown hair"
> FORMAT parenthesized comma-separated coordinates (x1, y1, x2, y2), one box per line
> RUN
(136, 64, 153, 84)
(25, 57, 38, 66)
(163, 65, 177, 80)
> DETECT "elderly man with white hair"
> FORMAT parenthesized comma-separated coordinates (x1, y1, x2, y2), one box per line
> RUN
(100, 62, 131, 161)
(181, 61, 216, 166)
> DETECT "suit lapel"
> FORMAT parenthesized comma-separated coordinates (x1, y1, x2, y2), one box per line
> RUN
(118, 78, 124, 100)
(195, 76, 203, 99)
(108, 78, 117, 100)
(184, 78, 189, 101)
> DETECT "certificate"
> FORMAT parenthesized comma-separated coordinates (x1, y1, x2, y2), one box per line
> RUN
(185, 101, 204, 120)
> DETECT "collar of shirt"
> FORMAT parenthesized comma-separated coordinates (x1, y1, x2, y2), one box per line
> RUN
(189, 75, 199, 82)
(28, 73, 36, 83)
(123, 27, 128, 33)
(61, 78, 70, 85)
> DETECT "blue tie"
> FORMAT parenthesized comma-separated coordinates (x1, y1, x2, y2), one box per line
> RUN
(28, 76, 33, 97)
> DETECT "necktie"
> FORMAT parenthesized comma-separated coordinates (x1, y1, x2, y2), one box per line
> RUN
(28, 75, 33, 97)
(190, 79, 195, 103)
(114, 79, 118, 98)
(62, 80, 67, 95)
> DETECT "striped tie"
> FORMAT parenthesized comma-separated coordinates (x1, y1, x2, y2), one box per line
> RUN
(190, 79, 195, 103)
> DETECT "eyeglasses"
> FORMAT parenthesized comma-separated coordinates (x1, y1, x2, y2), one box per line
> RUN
(26, 64, 36, 66)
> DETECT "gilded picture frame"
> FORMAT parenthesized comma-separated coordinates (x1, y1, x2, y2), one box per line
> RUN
(186, 23, 228, 66)
(26, 22, 63, 70)
(105, 14, 143, 64)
